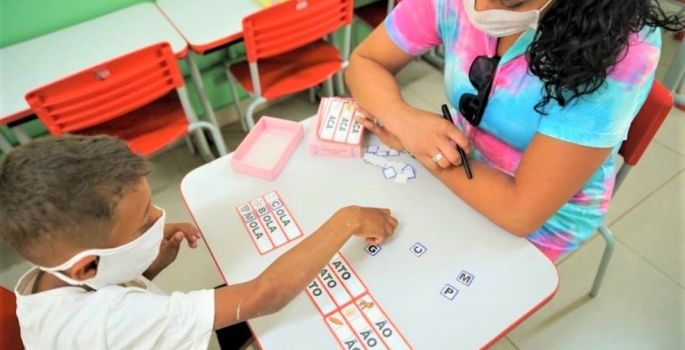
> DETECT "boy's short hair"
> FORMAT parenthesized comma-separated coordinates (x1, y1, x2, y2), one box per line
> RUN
(0, 135, 150, 263)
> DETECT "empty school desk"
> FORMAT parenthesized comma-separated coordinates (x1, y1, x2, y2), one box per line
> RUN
(0, 3, 187, 152)
(181, 117, 559, 349)
(156, 0, 262, 131)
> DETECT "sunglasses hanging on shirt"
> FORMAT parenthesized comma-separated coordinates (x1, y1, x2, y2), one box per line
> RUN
(458, 55, 500, 127)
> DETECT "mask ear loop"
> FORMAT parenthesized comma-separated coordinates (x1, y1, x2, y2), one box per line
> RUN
(528, 0, 555, 30)
(41, 255, 101, 289)
(539, 0, 554, 12)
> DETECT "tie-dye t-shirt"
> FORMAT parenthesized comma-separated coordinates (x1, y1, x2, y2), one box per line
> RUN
(385, 0, 661, 260)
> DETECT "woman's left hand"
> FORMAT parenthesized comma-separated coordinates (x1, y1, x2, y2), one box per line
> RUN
(356, 113, 405, 151)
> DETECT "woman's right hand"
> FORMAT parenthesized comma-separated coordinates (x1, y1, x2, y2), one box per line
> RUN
(392, 107, 471, 170)
(336, 206, 398, 245)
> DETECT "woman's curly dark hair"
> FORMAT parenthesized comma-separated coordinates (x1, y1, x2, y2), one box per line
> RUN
(528, 0, 685, 114)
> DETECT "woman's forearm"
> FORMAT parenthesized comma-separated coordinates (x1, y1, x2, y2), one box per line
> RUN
(345, 53, 412, 132)
(429, 161, 539, 236)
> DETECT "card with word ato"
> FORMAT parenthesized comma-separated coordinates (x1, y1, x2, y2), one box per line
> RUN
(238, 191, 413, 349)
(223, 184, 555, 349)
(235, 191, 303, 255)
(305, 253, 413, 350)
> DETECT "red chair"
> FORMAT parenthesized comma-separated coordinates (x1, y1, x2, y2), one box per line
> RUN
(589, 80, 673, 296)
(1, 286, 22, 350)
(226, 0, 354, 130)
(25, 43, 226, 158)
(356, 0, 396, 29)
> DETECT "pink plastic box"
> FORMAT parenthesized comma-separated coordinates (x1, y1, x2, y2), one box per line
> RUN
(230, 116, 304, 180)
(308, 97, 366, 157)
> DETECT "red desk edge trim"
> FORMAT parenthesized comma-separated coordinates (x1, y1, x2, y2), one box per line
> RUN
(179, 182, 561, 350)
(155, 3, 243, 55)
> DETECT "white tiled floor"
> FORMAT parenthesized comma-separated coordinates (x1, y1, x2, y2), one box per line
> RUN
(1, 29, 683, 350)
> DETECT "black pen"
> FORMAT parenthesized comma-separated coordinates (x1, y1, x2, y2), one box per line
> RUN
(441, 104, 473, 180)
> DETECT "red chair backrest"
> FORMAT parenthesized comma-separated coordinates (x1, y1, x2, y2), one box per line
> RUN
(242, 0, 353, 62)
(619, 80, 673, 166)
(25, 43, 184, 136)
(0, 286, 22, 350)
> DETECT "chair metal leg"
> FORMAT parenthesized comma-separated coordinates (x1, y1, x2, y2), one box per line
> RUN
(338, 24, 351, 96)
(663, 39, 685, 92)
(613, 164, 632, 194)
(188, 121, 228, 159)
(184, 135, 197, 155)
(334, 72, 345, 96)
(676, 92, 685, 108)
(352, 19, 359, 48)
(246, 97, 267, 130)
(324, 78, 335, 97)
(590, 224, 615, 297)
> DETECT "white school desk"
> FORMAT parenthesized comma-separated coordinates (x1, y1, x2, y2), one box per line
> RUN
(0, 3, 188, 152)
(180, 117, 559, 349)
(156, 0, 262, 133)
(156, 0, 261, 55)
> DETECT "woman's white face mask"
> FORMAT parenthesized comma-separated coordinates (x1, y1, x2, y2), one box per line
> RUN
(39, 209, 166, 289)
(464, 0, 553, 38)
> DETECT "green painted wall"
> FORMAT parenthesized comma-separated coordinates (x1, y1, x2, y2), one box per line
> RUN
(0, 0, 151, 46)
(0, 0, 376, 151)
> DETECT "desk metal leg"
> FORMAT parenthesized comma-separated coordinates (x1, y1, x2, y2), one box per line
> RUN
(323, 78, 334, 97)
(0, 132, 13, 153)
(10, 125, 32, 144)
(177, 86, 215, 161)
(336, 25, 352, 96)
(185, 54, 220, 129)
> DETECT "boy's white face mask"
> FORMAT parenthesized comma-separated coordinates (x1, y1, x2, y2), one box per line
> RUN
(39, 209, 165, 290)
(464, 0, 553, 38)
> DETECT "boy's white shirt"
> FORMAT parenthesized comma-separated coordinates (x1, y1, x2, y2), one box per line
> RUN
(14, 267, 215, 350)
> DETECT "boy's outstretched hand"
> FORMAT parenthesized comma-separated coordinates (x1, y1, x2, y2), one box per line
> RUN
(213, 206, 398, 329)
(144, 222, 202, 280)
(337, 206, 398, 244)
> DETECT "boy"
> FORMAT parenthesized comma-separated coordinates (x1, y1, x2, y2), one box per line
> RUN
(0, 135, 397, 349)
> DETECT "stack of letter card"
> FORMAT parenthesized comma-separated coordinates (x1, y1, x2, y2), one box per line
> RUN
(309, 97, 366, 157)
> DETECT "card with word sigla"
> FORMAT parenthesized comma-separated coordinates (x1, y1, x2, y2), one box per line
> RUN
(235, 191, 303, 255)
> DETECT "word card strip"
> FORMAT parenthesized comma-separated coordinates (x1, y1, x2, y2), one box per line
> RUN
(318, 98, 364, 145)
(235, 191, 303, 255)
(305, 253, 413, 350)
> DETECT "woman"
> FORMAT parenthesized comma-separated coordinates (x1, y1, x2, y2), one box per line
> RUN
(345, 0, 684, 260)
